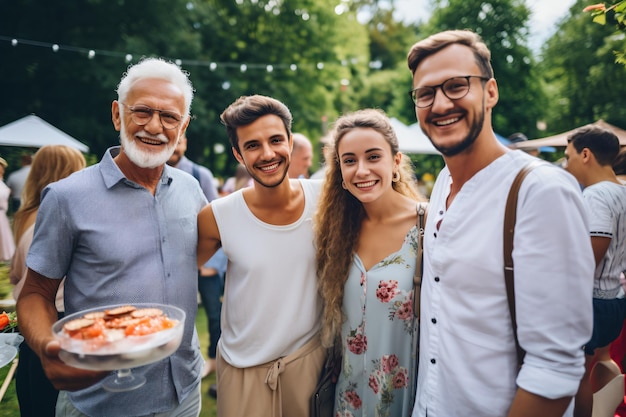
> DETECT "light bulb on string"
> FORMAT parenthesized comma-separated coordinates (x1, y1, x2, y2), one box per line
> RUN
(0, 35, 390, 75)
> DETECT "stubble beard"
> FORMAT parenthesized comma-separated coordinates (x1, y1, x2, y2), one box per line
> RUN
(246, 161, 290, 188)
(424, 104, 486, 157)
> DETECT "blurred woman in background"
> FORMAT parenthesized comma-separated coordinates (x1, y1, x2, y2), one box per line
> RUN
(10, 144, 86, 417)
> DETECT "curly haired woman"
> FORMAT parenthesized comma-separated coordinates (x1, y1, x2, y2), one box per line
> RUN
(315, 108, 427, 417)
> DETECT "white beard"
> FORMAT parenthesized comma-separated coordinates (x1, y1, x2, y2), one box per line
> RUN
(119, 118, 177, 169)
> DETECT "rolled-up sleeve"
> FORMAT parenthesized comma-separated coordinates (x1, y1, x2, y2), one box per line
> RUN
(514, 168, 594, 398)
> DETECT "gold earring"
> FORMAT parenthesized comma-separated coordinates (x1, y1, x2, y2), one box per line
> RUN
(392, 172, 400, 182)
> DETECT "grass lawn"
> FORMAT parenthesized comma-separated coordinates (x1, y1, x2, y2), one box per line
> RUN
(0, 265, 218, 417)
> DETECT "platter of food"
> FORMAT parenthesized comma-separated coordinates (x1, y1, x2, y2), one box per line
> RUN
(53, 303, 185, 371)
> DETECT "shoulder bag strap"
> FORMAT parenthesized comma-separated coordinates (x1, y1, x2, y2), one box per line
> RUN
(504, 160, 542, 367)
(413, 203, 427, 319)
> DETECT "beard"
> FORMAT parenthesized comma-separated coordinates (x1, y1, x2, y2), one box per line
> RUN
(119, 119, 177, 169)
(423, 104, 485, 157)
(245, 161, 289, 188)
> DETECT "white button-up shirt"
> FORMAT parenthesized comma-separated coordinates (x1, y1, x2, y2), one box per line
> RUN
(412, 151, 594, 417)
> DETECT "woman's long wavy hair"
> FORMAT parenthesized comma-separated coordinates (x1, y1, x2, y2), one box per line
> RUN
(314, 108, 425, 347)
(13, 145, 86, 243)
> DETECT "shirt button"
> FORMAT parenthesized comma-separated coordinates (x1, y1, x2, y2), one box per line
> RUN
(431, 318, 437, 324)
(433, 232, 437, 238)
(430, 358, 436, 364)
(434, 276, 440, 282)
(439, 210, 443, 215)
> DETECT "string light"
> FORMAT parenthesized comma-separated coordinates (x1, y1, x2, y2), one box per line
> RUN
(0, 35, 376, 73)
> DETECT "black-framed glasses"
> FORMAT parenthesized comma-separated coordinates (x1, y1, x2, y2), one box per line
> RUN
(122, 103, 183, 130)
(408, 75, 490, 108)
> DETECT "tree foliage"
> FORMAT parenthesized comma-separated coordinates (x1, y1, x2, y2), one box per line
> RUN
(583, 0, 626, 64)
(540, 0, 626, 134)
(0, 0, 369, 177)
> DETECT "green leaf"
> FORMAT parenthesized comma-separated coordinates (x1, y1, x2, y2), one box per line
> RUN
(615, 1, 626, 13)
(593, 13, 608, 25)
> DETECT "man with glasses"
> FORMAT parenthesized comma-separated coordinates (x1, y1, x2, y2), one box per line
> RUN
(407, 30, 594, 417)
(17, 57, 206, 417)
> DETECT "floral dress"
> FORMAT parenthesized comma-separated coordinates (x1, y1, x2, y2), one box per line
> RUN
(334, 226, 419, 417)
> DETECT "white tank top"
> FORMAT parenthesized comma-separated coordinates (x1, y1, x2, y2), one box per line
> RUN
(212, 179, 323, 367)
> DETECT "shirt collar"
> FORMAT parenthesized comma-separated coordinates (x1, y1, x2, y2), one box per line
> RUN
(100, 146, 173, 189)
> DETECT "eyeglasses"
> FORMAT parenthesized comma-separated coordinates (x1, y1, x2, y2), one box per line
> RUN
(408, 75, 490, 108)
(122, 103, 183, 130)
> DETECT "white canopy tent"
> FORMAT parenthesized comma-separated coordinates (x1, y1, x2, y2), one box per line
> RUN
(514, 120, 626, 150)
(0, 115, 89, 152)
(389, 117, 440, 155)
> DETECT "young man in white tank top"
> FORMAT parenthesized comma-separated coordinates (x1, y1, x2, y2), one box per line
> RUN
(197, 95, 325, 417)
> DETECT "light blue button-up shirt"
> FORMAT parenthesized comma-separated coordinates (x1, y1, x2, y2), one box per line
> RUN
(27, 146, 207, 417)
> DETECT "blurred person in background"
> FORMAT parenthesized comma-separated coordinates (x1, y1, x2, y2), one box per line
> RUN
(0, 156, 15, 261)
(613, 146, 626, 183)
(288, 133, 313, 179)
(564, 126, 626, 417)
(221, 163, 253, 195)
(10, 144, 86, 417)
(7, 154, 32, 213)
(167, 133, 219, 202)
(167, 132, 224, 382)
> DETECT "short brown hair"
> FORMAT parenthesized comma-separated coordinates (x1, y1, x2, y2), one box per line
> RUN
(407, 30, 494, 79)
(220, 95, 292, 153)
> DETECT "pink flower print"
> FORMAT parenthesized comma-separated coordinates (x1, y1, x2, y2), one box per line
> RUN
(344, 390, 362, 409)
(347, 333, 367, 355)
(392, 368, 408, 389)
(395, 299, 413, 320)
(381, 354, 399, 373)
(376, 280, 399, 303)
(368, 373, 380, 394)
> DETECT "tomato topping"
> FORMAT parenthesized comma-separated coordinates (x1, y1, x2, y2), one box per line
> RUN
(125, 316, 175, 336)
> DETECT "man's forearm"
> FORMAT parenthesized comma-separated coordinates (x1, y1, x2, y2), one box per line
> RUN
(508, 388, 572, 417)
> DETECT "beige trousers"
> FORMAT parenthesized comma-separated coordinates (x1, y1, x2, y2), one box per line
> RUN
(216, 337, 326, 417)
